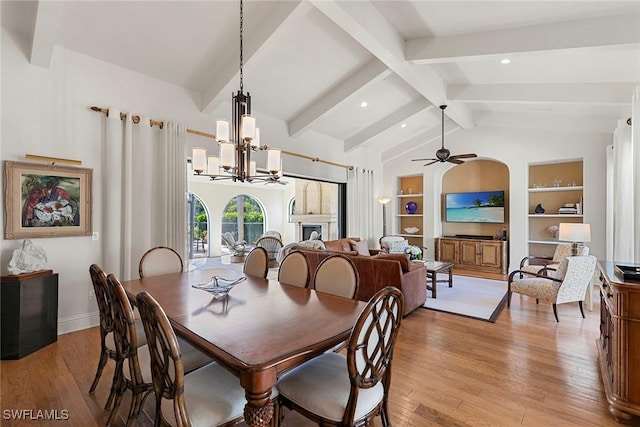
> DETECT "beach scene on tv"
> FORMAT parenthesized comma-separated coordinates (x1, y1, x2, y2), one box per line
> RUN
(445, 191, 505, 223)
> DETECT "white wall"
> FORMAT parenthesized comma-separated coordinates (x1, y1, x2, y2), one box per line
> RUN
(1, 29, 381, 333)
(383, 125, 610, 269)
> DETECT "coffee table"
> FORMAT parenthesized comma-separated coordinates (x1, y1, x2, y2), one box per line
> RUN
(423, 260, 454, 298)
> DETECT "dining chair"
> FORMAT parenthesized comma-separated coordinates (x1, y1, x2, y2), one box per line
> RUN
(243, 246, 269, 278)
(313, 254, 359, 299)
(88, 264, 147, 411)
(136, 291, 280, 427)
(255, 234, 284, 268)
(105, 273, 155, 426)
(508, 255, 597, 322)
(139, 246, 184, 278)
(277, 286, 405, 426)
(277, 250, 310, 288)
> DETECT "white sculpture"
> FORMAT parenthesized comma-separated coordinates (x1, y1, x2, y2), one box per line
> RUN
(7, 240, 47, 275)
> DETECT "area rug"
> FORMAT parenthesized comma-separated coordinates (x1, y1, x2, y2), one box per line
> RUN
(422, 275, 508, 323)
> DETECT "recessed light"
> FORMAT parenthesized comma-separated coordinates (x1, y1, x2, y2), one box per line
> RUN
(400, 123, 407, 128)
(500, 58, 511, 64)
(360, 101, 368, 108)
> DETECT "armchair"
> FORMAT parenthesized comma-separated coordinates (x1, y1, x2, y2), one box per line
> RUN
(508, 255, 597, 322)
(519, 244, 589, 277)
(255, 234, 283, 268)
(379, 235, 409, 254)
(221, 232, 246, 257)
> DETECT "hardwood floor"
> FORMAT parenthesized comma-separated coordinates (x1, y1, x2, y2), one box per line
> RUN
(1, 282, 637, 426)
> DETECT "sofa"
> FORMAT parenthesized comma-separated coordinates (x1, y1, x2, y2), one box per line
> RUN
(295, 238, 427, 316)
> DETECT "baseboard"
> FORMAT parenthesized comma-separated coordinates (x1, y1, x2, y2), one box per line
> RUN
(58, 312, 100, 335)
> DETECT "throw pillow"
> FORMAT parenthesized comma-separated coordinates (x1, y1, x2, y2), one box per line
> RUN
(350, 239, 370, 256)
(374, 253, 410, 272)
(389, 240, 409, 254)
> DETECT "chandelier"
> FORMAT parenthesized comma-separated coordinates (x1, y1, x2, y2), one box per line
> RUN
(192, 0, 283, 183)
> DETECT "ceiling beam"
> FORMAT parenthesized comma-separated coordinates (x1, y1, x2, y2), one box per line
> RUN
(344, 99, 433, 152)
(407, 13, 640, 64)
(310, 0, 474, 130)
(29, 1, 57, 69)
(380, 118, 459, 162)
(201, 1, 304, 114)
(288, 58, 391, 137)
(449, 83, 637, 106)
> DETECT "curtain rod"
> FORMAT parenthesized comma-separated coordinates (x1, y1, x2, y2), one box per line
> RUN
(90, 106, 353, 170)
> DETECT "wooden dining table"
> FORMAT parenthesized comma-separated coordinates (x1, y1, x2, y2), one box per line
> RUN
(120, 267, 366, 426)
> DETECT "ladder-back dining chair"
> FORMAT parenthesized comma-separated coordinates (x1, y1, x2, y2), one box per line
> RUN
(243, 247, 269, 278)
(277, 286, 404, 426)
(88, 264, 147, 411)
(313, 254, 359, 299)
(136, 291, 280, 426)
(139, 246, 183, 278)
(277, 250, 310, 288)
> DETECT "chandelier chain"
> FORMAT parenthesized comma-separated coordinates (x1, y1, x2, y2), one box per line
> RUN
(239, 0, 244, 93)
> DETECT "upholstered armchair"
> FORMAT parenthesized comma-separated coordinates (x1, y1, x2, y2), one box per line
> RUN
(255, 234, 283, 268)
(221, 232, 247, 257)
(508, 255, 597, 322)
(379, 235, 409, 253)
(519, 244, 589, 277)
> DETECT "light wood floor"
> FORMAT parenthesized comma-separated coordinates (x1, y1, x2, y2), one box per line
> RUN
(1, 272, 637, 426)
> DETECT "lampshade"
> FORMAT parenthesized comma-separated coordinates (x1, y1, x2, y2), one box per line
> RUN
(249, 160, 256, 177)
(220, 142, 235, 168)
(216, 119, 229, 142)
(267, 149, 281, 173)
(377, 197, 391, 205)
(559, 223, 591, 243)
(192, 147, 206, 173)
(241, 114, 256, 141)
(207, 156, 220, 175)
(251, 127, 260, 148)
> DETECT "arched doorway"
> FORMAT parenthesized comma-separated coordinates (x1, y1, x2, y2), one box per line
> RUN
(187, 192, 209, 259)
(221, 194, 265, 249)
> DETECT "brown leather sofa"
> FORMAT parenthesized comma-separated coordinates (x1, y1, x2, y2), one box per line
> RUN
(295, 239, 426, 316)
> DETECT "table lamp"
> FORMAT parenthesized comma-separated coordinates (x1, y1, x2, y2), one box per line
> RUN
(558, 223, 591, 256)
(377, 197, 391, 236)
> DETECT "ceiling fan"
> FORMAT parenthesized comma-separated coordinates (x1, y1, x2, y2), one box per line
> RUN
(412, 105, 477, 166)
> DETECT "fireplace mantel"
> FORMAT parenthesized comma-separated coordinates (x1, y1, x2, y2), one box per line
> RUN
(291, 214, 337, 241)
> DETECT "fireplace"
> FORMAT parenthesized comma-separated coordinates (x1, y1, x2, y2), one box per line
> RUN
(302, 225, 322, 240)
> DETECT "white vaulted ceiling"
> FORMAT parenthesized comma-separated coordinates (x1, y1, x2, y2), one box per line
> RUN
(3, 0, 638, 161)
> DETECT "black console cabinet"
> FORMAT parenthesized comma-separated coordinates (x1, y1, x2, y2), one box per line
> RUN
(1, 270, 58, 359)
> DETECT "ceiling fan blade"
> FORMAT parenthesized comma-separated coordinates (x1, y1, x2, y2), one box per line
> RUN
(449, 153, 478, 160)
(423, 159, 440, 166)
(412, 158, 436, 162)
(448, 158, 465, 164)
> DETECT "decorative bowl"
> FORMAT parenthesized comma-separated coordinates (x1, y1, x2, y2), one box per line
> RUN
(405, 201, 418, 214)
(192, 276, 246, 299)
(404, 227, 419, 234)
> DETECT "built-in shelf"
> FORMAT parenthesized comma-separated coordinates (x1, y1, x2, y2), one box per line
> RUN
(528, 240, 563, 245)
(528, 214, 584, 218)
(399, 234, 423, 238)
(396, 214, 423, 217)
(528, 186, 583, 193)
(396, 194, 423, 198)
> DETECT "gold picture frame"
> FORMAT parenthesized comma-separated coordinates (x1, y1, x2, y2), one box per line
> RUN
(3, 161, 93, 239)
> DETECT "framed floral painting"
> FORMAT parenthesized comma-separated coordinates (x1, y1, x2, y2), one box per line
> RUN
(3, 161, 93, 239)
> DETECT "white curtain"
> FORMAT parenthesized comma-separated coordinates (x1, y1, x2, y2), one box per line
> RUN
(102, 109, 187, 279)
(347, 167, 375, 245)
(611, 87, 638, 263)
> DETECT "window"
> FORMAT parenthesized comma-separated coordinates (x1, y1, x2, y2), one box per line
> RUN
(187, 193, 209, 259)
(222, 194, 265, 245)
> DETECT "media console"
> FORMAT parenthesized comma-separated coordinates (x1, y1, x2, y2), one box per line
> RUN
(436, 237, 508, 275)
(453, 234, 495, 240)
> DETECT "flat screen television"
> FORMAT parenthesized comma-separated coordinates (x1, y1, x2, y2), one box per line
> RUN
(445, 190, 505, 223)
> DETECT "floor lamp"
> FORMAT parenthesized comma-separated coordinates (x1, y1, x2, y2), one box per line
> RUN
(377, 197, 391, 236)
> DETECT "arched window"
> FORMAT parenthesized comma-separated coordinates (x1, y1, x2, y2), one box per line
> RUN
(288, 197, 295, 223)
(187, 193, 209, 259)
(222, 194, 265, 245)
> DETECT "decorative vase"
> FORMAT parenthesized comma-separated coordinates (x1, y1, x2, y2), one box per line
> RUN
(534, 203, 545, 214)
(405, 201, 418, 214)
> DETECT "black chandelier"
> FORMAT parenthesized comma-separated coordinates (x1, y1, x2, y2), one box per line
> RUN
(192, 0, 283, 183)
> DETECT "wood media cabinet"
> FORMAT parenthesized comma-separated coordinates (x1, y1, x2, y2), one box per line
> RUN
(435, 237, 508, 275)
(597, 261, 640, 423)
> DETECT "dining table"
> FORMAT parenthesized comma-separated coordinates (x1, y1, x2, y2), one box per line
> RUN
(120, 267, 367, 427)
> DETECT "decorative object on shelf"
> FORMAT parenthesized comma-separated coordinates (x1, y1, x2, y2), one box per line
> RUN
(7, 240, 47, 275)
(411, 105, 478, 166)
(559, 222, 591, 256)
(405, 201, 418, 214)
(552, 178, 562, 187)
(547, 225, 559, 239)
(377, 196, 391, 236)
(404, 245, 422, 260)
(404, 227, 419, 235)
(534, 203, 545, 214)
(191, 0, 284, 184)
